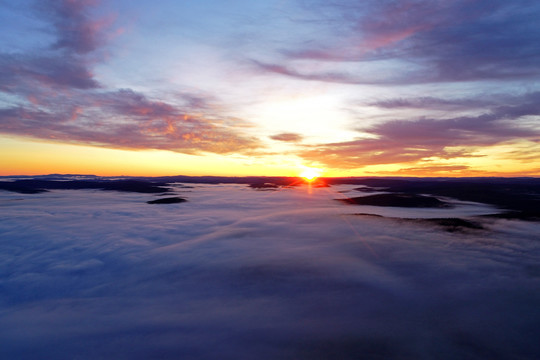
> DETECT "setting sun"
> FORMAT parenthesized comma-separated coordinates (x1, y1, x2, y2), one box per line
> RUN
(300, 167, 322, 181)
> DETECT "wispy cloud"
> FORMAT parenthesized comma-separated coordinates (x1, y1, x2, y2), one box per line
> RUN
(0, 53, 99, 90)
(300, 92, 540, 168)
(0, 89, 260, 154)
(253, 0, 540, 84)
(40, 0, 112, 55)
(1, 0, 539, 174)
(395, 164, 471, 175)
(269, 133, 303, 142)
(0, 0, 113, 91)
(366, 96, 496, 111)
(0, 0, 261, 155)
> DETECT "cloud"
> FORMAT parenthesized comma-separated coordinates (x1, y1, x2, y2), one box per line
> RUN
(0, 1, 261, 155)
(396, 164, 470, 174)
(0, 89, 260, 154)
(253, 0, 540, 84)
(300, 92, 540, 168)
(0, 184, 539, 358)
(367, 96, 496, 111)
(0, 53, 99, 90)
(0, 0, 115, 91)
(269, 133, 303, 142)
(39, 0, 110, 55)
(250, 59, 369, 85)
(0, 0, 106, 93)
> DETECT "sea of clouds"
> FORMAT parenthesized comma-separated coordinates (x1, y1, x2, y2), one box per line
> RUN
(1, 184, 539, 359)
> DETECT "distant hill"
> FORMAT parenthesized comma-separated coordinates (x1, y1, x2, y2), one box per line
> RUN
(1, 175, 539, 220)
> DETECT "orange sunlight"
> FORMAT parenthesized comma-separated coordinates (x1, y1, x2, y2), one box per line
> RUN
(300, 167, 322, 182)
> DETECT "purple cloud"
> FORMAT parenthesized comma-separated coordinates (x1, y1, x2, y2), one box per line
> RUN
(366, 96, 496, 111)
(0, 88, 260, 154)
(0, 0, 107, 91)
(249, 60, 370, 85)
(254, 0, 540, 84)
(300, 92, 540, 168)
(0, 1, 261, 155)
(270, 133, 303, 142)
(0, 53, 99, 91)
(39, 0, 110, 55)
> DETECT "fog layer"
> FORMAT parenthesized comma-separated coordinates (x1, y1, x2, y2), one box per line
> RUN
(1, 184, 539, 359)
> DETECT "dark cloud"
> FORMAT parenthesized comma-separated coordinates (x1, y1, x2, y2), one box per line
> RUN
(255, 0, 540, 84)
(300, 92, 540, 168)
(270, 133, 303, 142)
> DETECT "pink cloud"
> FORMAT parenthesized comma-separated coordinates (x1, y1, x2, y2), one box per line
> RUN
(0, 2, 261, 155)
(0, 88, 261, 154)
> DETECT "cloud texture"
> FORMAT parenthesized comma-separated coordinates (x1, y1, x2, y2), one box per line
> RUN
(1, 0, 539, 173)
(300, 92, 540, 168)
(1, 184, 539, 359)
(257, 0, 540, 84)
(0, 0, 259, 155)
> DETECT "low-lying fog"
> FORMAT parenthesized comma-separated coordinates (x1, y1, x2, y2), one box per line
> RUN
(1, 184, 539, 359)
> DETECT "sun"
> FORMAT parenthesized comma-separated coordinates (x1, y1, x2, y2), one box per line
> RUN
(299, 167, 321, 182)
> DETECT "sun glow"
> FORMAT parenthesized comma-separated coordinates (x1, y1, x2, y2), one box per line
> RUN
(300, 167, 322, 182)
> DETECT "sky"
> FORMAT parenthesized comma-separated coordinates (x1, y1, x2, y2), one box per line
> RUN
(1, 184, 539, 358)
(1, 0, 540, 177)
